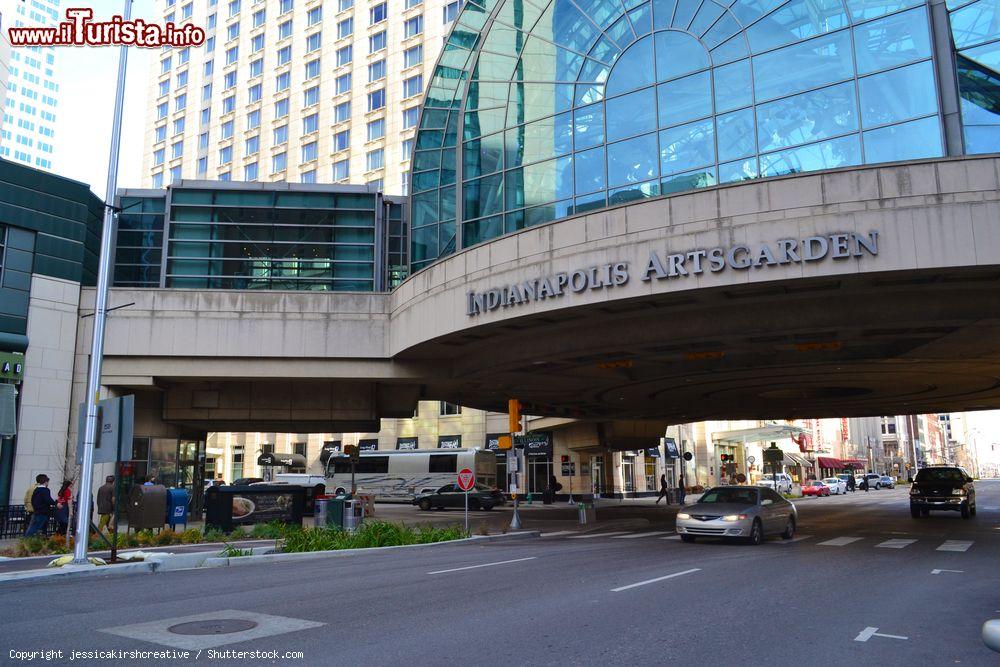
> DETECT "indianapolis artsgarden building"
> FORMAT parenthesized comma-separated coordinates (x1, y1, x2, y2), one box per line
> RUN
(410, 0, 1000, 271)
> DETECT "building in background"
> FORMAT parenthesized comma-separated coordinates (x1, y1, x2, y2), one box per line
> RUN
(142, 0, 461, 193)
(0, 0, 60, 171)
(0, 6, 12, 121)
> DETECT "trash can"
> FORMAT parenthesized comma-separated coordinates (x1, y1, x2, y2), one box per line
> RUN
(343, 499, 363, 532)
(577, 502, 596, 525)
(326, 494, 348, 529)
(314, 496, 329, 528)
(165, 488, 189, 530)
(128, 484, 167, 532)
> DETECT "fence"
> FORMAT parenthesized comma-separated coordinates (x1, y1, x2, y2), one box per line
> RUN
(0, 505, 58, 539)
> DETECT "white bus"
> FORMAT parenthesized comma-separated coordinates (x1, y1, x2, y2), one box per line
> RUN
(293, 448, 498, 502)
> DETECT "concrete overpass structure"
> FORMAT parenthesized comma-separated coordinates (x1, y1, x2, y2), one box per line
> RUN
(76, 156, 1000, 439)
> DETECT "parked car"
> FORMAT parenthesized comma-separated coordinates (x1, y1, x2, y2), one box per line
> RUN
(231, 477, 264, 486)
(861, 473, 883, 489)
(757, 473, 793, 494)
(676, 485, 797, 545)
(879, 475, 895, 489)
(802, 480, 830, 497)
(910, 466, 976, 519)
(822, 477, 847, 494)
(413, 483, 506, 511)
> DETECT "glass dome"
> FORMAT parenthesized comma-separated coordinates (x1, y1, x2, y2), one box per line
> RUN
(410, 0, 1000, 272)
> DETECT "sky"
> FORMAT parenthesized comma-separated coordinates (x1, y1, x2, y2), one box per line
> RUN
(50, 0, 159, 193)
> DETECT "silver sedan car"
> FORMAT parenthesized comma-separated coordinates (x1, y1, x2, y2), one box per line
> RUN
(675, 486, 798, 545)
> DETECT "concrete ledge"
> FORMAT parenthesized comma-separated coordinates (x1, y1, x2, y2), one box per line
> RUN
(0, 561, 154, 585)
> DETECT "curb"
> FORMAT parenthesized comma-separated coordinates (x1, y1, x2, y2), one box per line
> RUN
(0, 531, 540, 582)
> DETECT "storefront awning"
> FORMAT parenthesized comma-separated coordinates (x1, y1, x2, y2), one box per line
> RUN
(257, 452, 307, 467)
(817, 456, 844, 469)
(842, 458, 867, 469)
(713, 424, 808, 444)
(786, 452, 812, 467)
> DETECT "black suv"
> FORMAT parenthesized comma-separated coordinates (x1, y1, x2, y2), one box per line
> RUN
(910, 466, 976, 519)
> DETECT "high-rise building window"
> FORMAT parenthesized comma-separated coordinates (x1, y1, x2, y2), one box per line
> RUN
(401, 171, 410, 195)
(222, 94, 235, 113)
(200, 108, 211, 125)
(302, 141, 318, 162)
(247, 109, 260, 130)
(336, 45, 353, 67)
(335, 73, 351, 95)
(367, 89, 385, 112)
(440, 402, 461, 416)
(443, 0, 460, 23)
(157, 102, 168, 119)
(401, 138, 414, 161)
(152, 172, 164, 188)
(219, 171, 231, 181)
(368, 60, 385, 82)
(305, 59, 321, 80)
(248, 83, 262, 103)
(227, 22, 240, 41)
(207, 13, 217, 29)
(158, 79, 170, 97)
(303, 86, 319, 107)
(206, 36, 216, 51)
(366, 148, 384, 170)
(224, 70, 238, 89)
(178, 48, 190, 64)
(306, 32, 322, 53)
(403, 74, 422, 98)
(402, 106, 419, 129)
(202, 83, 212, 101)
(333, 129, 350, 151)
(302, 113, 319, 134)
(368, 177, 383, 189)
(405, 0, 422, 8)
(253, 8, 265, 27)
(199, 132, 209, 149)
(171, 140, 183, 159)
(337, 17, 353, 39)
(369, 2, 387, 25)
(276, 71, 291, 92)
(161, 57, 172, 74)
(251, 34, 265, 53)
(301, 169, 316, 183)
(245, 135, 259, 154)
(225, 46, 238, 65)
(228, 0, 241, 17)
(250, 58, 264, 77)
(280, 0, 294, 15)
(221, 119, 234, 139)
(367, 118, 385, 141)
(273, 124, 288, 144)
(403, 44, 423, 68)
(170, 165, 183, 183)
(272, 151, 287, 173)
(153, 148, 165, 166)
(369, 31, 386, 53)
(275, 98, 289, 118)
(244, 161, 258, 180)
(334, 101, 351, 123)
(182, 3, 193, 19)
(403, 15, 423, 38)
(278, 20, 292, 39)
(173, 117, 185, 135)
(333, 159, 349, 181)
(219, 145, 232, 164)
(338, 0, 353, 11)
(177, 70, 188, 88)
(277, 45, 292, 65)
(204, 60, 214, 76)
(197, 157, 208, 174)
(308, 6, 323, 26)
(155, 124, 167, 143)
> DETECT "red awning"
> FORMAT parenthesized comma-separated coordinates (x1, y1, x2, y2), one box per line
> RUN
(817, 456, 844, 468)
(842, 458, 867, 468)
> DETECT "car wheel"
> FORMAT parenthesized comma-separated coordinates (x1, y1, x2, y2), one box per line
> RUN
(747, 519, 763, 546)
(680, 534, 696, 543)
(961, 502, 971, 519)
(781, 517, 795, 540)
(418, 499, 431, 511)
(910, 506, 920, 518)
(875, 483, 881, 490)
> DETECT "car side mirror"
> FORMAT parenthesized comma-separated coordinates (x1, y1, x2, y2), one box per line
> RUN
(761, 499, 773, 506)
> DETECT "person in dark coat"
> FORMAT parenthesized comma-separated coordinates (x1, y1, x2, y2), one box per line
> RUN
(677, 473, 686, 506)
(846, 474, 856, 492)
(655, 474, 670, 505)
(25, 474, 57, 537)
(97, 475, 115, 533)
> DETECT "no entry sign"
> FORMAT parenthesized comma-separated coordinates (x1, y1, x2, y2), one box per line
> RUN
(457, 468, 475, 491)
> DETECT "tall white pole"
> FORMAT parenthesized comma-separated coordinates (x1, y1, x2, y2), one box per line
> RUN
(73, 0, 133, 564)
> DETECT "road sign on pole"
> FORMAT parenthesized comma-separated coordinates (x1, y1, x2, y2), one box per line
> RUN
(458, 468, 475, 534)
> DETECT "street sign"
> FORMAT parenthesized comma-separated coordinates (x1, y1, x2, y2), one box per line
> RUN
(561, 461, 575, 476)
(76, 395, 135, 465)
(763, 445, 784, 465)
(457, 468, 475, 491)
(747, 455, 756, 464)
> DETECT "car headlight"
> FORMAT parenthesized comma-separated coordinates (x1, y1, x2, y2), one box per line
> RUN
(951, 488, 966, 496)
(722, 514, 748, 522)
(676, 513, 691, 520)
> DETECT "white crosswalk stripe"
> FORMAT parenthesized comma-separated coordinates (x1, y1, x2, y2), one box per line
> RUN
(876, 539, 917, 549)
(774, 535, 812, 544)
(610, 531, 672, 539)
(538, 531, 579, 538)
(661, 535, 682, 540)
(818, 536, 864, 546)
(566, 531, 631, 539)
(937, 540, 973, 552)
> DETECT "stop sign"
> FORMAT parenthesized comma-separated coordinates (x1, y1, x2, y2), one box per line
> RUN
(457, 468, 475, 491)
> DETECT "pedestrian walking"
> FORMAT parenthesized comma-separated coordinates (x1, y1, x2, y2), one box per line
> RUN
(655, 474, 670, 505)
(96, 475, 115, 534)
(55, 479, 73, 534)
(859, 476, 869, 492)
(846, 474, 855, 492)
(677, 474, 686, 506)
(24, 474, 57, 537)
(22, 483, 35, 534)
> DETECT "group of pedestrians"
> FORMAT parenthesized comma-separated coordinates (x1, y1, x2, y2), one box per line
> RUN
(655, 473, 687, 506)
(23, 473, 118, 538)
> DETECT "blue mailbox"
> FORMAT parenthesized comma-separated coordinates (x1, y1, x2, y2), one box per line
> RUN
(166, 488, 189, 530)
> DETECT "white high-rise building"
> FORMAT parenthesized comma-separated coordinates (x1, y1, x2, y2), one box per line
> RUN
(0, 0, 60, 171)
(142, 0, 461, 192)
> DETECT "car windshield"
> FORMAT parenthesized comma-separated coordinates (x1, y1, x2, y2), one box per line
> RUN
(762, 474, 774, 480)
(699, 488, 758, 505)
(823, 479, 837, 484)
(808, 482, 822, 486)
(915, 469, 966, 484)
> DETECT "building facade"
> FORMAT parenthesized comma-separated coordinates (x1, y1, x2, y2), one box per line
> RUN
(142, 0, 462, 193)
(0, 0, 60, 171)
(410, 0, 1000, 270)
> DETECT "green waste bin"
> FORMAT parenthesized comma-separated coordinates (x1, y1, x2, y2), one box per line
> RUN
(326, 494, 349, 529)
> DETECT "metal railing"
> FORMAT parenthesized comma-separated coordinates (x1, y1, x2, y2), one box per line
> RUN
(0, 505, 58, 539)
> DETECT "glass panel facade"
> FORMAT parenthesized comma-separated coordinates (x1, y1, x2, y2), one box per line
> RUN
(410, 0, 996, 272)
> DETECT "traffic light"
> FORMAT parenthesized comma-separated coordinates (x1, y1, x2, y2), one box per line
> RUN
(508, 398, 521, 434)
(561, 455, 569, 464)
(497, 435, 512, 450)
(720, 453, 732, 462)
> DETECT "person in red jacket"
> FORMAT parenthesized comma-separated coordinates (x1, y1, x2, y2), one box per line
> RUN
(55, 479, 73, 534)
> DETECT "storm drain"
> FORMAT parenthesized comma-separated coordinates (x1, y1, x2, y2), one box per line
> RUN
(167, 619, 259, 635)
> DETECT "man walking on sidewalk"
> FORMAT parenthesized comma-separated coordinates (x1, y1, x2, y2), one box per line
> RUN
(655, 474, 670, 505)
(25, 474, 57, 537)
(677, 474, 686, 506)
(97, 475, 115, 534)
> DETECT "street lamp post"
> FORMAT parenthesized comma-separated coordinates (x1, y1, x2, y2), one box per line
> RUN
(72, 0, 133, 565)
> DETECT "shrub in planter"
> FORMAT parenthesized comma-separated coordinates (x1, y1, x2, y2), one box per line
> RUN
(179, 528, 202, 544)
(135, 530, 157, 547)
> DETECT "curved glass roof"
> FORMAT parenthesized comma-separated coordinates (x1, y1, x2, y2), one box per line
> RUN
(410, 0, 996, 272)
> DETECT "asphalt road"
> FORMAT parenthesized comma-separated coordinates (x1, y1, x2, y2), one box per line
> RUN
(1, 481, 998, 666)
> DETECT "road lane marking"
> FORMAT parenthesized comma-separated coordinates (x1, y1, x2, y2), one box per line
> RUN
(854, 627, 908, 642)
(427, 556, 536, 575)
(775, 535, 812, 544)
(818, 536, 863, 546)
(567, 531, 631, 539)
(876, 539, 917, 549)
(538, 531, 578, 538)
(937, 540, 973, 552)
(660, 535, 682, 540)
(611, 531, 672, 539)
(931, 569, 963, 575)
(611, 568, 701, 592)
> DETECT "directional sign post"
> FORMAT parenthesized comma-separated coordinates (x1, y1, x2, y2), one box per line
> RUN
(457, 468, 475, 534)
